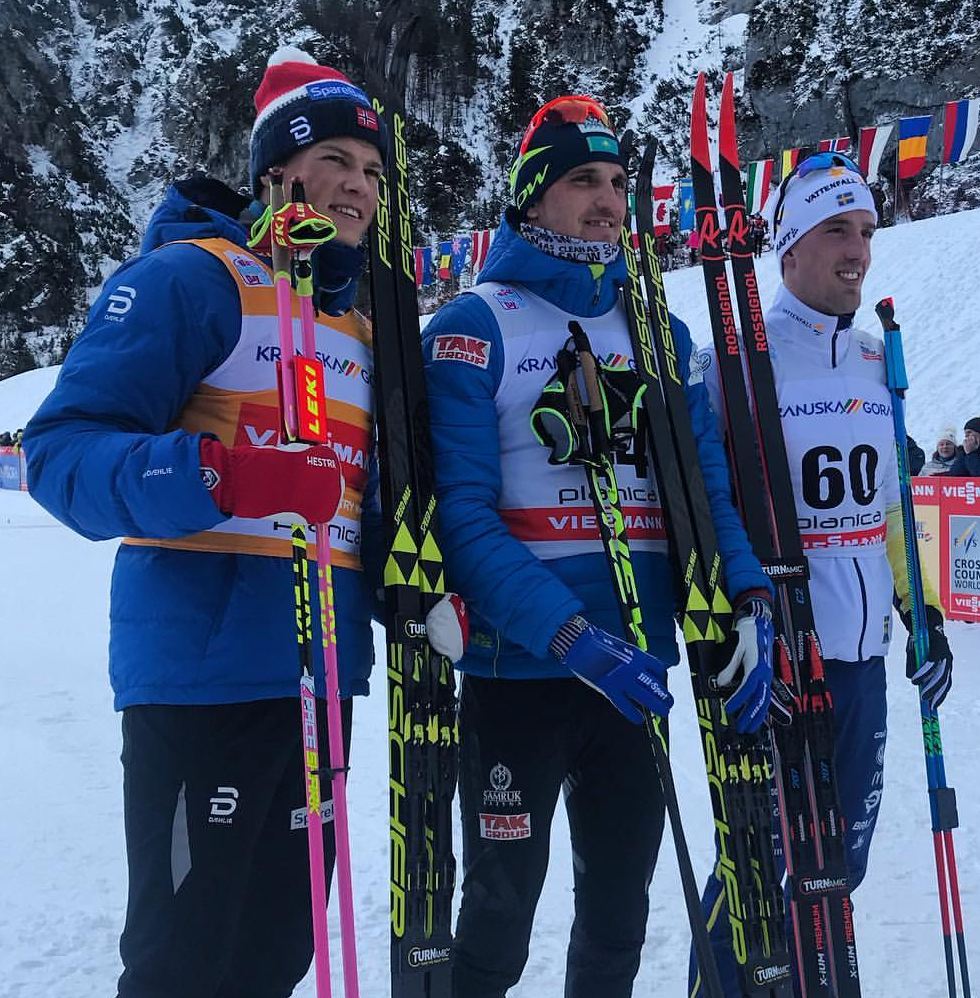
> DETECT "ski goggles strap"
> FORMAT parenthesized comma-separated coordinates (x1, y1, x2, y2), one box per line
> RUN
(771, 152, 865, 231)
(518, 95, 613, 157)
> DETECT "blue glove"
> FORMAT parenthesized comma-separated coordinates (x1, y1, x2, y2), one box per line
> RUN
(551, 616, 673, 724)
(717, 592, 775, 734)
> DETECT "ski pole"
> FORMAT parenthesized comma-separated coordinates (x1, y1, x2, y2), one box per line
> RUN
(250, 173, 360, 998)
(565, 320, 726, 998)
(876, 297, 971, 998)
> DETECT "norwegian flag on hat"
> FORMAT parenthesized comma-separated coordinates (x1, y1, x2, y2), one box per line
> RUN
(249, 45, 386, 196)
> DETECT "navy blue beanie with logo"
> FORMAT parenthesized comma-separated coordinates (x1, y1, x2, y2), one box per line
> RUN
(249, 46, 387, 198)
(509, 96, 627, 218)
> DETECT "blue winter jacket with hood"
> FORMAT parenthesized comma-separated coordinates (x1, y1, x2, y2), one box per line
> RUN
(24, 177, 382, 707)
(421, 214, 769, 679)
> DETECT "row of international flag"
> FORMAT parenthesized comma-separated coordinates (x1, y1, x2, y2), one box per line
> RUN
(413, 230, 493, 286)
(745, 98, 979, 214)
(415, 98, 979, 283)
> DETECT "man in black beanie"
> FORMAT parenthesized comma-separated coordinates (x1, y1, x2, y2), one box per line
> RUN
(948, 417, 980, 476)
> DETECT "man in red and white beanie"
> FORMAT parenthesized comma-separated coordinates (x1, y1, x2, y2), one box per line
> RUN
(250, 46, 387, 194)
(250, 46, 388, 251)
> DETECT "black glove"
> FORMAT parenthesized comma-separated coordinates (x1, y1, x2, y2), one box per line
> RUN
(900, 605, 953, 711)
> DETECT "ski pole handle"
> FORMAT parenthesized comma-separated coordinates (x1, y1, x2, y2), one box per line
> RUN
(568, 321, 612, 457)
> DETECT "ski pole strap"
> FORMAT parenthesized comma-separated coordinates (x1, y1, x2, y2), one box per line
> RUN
(530, 346, 586, 465)
(247, 185, 338, 256)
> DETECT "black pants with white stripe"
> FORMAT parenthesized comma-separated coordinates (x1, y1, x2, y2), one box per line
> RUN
(451, 676, 666, 998)
(116, 698, 352, 998)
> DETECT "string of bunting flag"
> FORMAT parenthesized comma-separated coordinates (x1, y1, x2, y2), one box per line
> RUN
(413, 95, 979, 286)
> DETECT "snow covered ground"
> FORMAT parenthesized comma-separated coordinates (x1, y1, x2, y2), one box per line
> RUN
(2, 211, 979, 997)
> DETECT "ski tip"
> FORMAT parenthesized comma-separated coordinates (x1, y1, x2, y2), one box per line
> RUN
(718, 72, 739, 168)
(638, 138, 658, 190)
(691, 74, 711, 171)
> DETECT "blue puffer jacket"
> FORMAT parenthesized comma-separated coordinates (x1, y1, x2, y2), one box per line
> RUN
(24, 177, 382, 707)
(421, 215, 769, 679)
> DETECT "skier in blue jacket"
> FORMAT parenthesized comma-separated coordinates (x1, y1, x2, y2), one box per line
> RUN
(422, 95, 775, 998)
(25, 48, 392, 998)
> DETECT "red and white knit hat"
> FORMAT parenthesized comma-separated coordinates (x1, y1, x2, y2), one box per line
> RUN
(249, 45, 386, 196)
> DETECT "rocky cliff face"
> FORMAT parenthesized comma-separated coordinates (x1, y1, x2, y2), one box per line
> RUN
(1, 0, 977, 376)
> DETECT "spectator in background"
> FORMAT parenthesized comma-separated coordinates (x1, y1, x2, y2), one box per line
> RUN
(687, 228, 700, 266)
(906, 434, 925, 476)
(920, 427, 961, 476)
(750, 213, 766, 257)
(0, 431, 12, 447)
(947, 418, 980, 476)
(12, 429, 23, 452)
(656, 231, 673, 272)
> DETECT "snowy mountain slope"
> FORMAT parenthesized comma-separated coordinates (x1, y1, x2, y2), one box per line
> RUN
(1, 208, 979, 996)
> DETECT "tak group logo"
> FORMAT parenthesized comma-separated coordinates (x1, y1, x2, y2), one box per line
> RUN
(483, 762, 522, 806)
(859, 342, 884, 362)
(433, 334, 491, 368)
(479, 812, 531, 841)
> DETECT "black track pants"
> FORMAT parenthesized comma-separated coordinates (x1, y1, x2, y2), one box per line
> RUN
(116, 697, 352, 998)
(450, 676, 666, 998)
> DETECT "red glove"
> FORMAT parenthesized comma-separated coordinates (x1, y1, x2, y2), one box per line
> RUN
(199, 438, 344, 524)
(425, 593, 468, 663)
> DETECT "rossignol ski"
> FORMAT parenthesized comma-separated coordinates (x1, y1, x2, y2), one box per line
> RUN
(629, 138, 793, 998)
(249, 176, 360, 997)
(691, 71, 860, 997)
(364, 5, 458, 997)
(876, 298, 971, 998)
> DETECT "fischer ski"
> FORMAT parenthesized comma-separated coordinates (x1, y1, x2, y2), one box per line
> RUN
(876, 297, 971, 998)
(364, 5, 458, 997)
(630, 137, 793, 998)
(691, 71, 861, 997)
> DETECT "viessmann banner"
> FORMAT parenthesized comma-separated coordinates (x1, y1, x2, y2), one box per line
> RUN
(911, 477, 980, 622)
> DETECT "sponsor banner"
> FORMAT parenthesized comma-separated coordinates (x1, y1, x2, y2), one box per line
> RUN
(801, 525, 886, 550)
(912, 477, 980, 621)
(499, 505, 666, 542)
(947, 513, 980, 618)
(0, 448, 26, 491)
